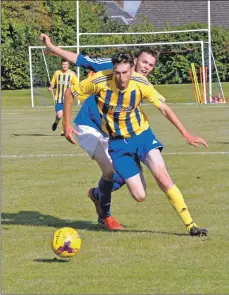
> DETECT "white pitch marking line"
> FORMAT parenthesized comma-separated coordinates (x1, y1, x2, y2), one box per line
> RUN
(1, 151, 229, 159)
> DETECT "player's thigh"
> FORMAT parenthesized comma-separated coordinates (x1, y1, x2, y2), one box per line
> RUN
(75, 125, 113, 180)
(145, 149, 174, 191)
(137, 128, 163, 163)
(139, 171, 146, 190)
(109, 138, 145, 199)
(108, 138, 141, 180)
(93, 140, 114, 180)
(75, 125, 106, 159)
(125, 174, 146, 202)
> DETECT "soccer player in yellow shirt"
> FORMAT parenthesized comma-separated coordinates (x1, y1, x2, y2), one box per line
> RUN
(63, 52, 208, 236)
(48, 59, 77, 135)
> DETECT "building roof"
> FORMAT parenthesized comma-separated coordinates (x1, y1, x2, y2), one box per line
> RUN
(98, 0, 133, 25)
(132, 1, 229, 29)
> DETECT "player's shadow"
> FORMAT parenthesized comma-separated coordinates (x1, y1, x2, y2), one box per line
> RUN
(1, 210, 97, 231)
(1, 210, 189, 237)
(34, 258, 70, 263)
(12, 133, 58, 137)
(217, 141, 229, 144)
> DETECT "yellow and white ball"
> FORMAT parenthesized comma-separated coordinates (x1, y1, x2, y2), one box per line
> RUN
(51, 227, 81, 258)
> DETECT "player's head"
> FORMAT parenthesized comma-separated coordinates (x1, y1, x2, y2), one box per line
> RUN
(134, 47, 159, 77)
(112, 52, 134, 90)
(61, 59, 69, 71)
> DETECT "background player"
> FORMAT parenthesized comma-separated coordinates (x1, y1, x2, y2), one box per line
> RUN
(48, 59, 78, 135)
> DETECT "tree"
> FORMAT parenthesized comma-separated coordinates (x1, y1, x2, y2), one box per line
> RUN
(1, 1, 229, 89)
(1, 1, 52, 89)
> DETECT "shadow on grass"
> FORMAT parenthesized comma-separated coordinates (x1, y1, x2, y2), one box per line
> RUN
(1, 211, 97, 231)
(217, 142, 229, 144)
(12, 133, 58, 137)
(34, 258, 70, 263)
(1, 210, 189, 237)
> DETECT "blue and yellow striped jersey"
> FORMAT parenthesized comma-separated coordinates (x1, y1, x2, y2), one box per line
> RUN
(51, 69, 78, 103)
(71, 70, 165, 138)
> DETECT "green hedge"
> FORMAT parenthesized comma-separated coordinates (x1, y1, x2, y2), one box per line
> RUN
(2, 1, 229, 90)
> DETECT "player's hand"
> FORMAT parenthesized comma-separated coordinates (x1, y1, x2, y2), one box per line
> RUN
(63, 125, 78, 145)
(48, 87, 53, 92)
(184, 133, 208, 148)
(40, 33, 52, 47)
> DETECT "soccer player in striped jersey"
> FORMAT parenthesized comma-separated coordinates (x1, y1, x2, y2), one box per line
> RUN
(64, 52, 208, 236)
(48, 59, 78, 135)
(40, 34, 208, 236)
(41, 33, 155, 228)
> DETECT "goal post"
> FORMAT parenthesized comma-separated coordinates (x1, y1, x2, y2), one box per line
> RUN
(75, 0, 225, 104)
(29, 40, 207, 107)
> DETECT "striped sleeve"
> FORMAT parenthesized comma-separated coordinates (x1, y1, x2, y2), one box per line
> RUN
(71, 73, 78, 86)
(70, 77, 97, 102)
(143, 84, 166, 108)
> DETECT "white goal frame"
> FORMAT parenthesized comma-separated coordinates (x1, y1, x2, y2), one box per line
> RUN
(75, 0, 222, 103)
(29, 40, 207, 107)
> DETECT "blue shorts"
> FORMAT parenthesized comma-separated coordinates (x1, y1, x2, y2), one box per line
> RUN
(55, 103, 64, 112)
(108, 128, 163, 180)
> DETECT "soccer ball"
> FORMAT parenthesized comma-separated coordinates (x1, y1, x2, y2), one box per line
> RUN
(51, 227, 82, 258)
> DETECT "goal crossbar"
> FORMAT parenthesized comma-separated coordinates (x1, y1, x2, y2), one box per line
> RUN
(29, 40, 207, 107)
(79, 29, 208, 36)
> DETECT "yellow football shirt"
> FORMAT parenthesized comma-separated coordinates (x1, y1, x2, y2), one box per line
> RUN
(71, 70, 165, 138)
(51, 69, 78, 103)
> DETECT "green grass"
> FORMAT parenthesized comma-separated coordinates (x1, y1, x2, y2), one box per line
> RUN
(2, 82, 229, 106)
(1, 85, 229, 294)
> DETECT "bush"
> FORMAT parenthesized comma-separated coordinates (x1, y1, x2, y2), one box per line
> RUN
(1, 1, 229, 89)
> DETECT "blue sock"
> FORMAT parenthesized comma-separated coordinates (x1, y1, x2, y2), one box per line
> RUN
(112, 172, 125, 192)
(98, 177, 113, 218)
(93, 173, 125, 201)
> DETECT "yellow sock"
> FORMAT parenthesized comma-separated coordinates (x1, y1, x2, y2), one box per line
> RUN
(166, 185, 197, 231)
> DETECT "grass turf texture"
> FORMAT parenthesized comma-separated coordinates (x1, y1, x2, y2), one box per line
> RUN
(1, 84, 229, 294)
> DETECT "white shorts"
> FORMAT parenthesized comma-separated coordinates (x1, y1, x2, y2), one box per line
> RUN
(75, 124, 110, 159)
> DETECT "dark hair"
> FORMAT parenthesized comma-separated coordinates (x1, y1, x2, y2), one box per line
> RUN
(135, 47, 160, 62)
(111, 52, 134, 67)
(61, 59, 69, 63)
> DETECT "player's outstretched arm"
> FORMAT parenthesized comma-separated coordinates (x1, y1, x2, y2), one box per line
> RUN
(158, 103, 208, 148)
(63, 88, 78, 144)
(40, 33, 78, 64)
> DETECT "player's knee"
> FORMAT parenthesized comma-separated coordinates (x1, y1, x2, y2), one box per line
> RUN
(103, 170, 114, 181)
(132, 190, 146, 202)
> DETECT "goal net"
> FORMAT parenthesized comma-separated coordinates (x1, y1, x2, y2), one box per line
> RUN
(29, 40, 209, 107)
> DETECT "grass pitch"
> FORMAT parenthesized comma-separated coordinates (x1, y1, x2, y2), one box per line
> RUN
(1, 85, 229, 294)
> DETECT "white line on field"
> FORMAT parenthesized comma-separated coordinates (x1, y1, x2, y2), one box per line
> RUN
(2, 103, 229, 114)
(1, 151, 229, 159)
